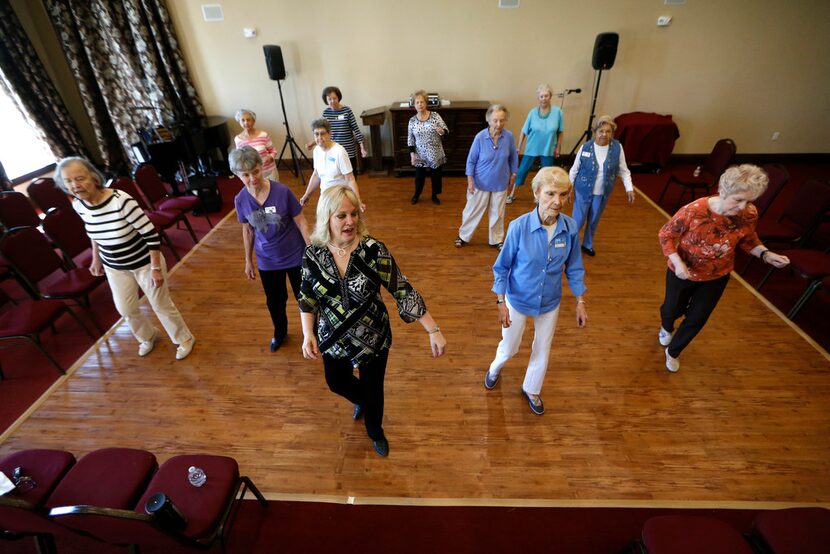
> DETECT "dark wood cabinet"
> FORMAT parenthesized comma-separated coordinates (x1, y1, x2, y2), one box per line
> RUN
(389, 101, 489, 175)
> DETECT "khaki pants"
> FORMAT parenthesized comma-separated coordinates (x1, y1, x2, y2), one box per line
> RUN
(104, 258, 193, 345)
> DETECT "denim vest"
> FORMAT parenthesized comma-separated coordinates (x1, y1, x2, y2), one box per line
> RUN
(574, 140, 621, 197)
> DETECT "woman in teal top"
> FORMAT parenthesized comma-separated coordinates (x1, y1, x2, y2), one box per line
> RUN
(507, 84, 564, 203)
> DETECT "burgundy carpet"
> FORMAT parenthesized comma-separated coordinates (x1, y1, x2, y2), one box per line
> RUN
(1, 499, 765, 554)
(0, 176, 243, 434)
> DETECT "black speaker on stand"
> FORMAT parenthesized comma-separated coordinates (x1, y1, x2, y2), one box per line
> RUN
(263, 44, 309, 183)
(567, 33, 619, 160)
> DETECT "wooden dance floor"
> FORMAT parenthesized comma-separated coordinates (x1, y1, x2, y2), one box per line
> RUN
(2, 175, 829, 508)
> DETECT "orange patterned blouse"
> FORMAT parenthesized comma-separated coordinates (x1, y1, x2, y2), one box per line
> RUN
(659, 196, 762, 282)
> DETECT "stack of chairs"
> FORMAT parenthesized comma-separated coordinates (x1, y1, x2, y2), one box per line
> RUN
(0, 448, 267, 553)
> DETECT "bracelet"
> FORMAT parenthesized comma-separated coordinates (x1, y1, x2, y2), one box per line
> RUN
(150, 266, 162, 271)
(427, 325, 441, 335)
(577, 300, 586, 305)
(496, 299, 505, 305)
(760, 250, 771, 263)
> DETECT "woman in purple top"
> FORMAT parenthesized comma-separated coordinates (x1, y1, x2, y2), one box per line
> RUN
(231, 146, 311, 352)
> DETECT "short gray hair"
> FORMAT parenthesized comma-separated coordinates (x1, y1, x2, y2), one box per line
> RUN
(531, 166, 572, 197)
(593, 115, 617, 133)
(311, 118, 331, 133)
(537, 83, 553, 96)
(310, 186, 367, 246)
(411, 89, 428, 104)
(54, 157, 105, 194)
(486, 104, 509, 121)
(235, 109, 256, 123)
(229, 146, 263, 173)
(718, 164, 768, 199)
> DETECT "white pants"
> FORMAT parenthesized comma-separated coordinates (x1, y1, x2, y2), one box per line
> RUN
(487, 298, 560, 395)
(458, 188, 508, 245)
(104, 258, 193, 345)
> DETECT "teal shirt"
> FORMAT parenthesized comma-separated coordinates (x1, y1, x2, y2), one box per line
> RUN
(521, 107, 564, 157)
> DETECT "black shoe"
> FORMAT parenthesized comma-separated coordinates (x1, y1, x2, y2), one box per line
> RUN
(353, 404, 363, 421)
(270, 337, 282, 352)
(411, 195, 419, 205)
(372, 437, 389, 457)
(431, 196, 441, 205)
(581, 246, 596, 257)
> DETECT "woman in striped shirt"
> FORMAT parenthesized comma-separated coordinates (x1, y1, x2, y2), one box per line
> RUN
(305, 86, 367, 173)
(56, 157, 196, 360)
(234, 109, 279, 181)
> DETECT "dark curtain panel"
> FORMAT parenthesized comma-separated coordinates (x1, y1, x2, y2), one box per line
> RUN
(44, 0, 205, 173)
(0, 0, 89, 161)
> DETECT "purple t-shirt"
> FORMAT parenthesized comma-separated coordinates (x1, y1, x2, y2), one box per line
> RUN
(235, 181, 305, 270)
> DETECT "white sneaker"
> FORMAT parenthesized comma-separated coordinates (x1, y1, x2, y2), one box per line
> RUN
(138, 329, 159, 357)
(665, 348, 680, 373)
(176, 337, 195, 360)
(658, 327, 673, 346)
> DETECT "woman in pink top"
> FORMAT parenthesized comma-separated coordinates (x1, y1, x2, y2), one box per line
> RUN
(657, 164, 789, 373)
(234, 109, 279, 181)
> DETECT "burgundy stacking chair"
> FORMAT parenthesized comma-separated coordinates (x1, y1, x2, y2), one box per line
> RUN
(756, 179, 830, 247)
(755, 249, 830, 319)
(657, 138, 736, 209)
(0, 287, 95, 375)
(41, 208, 93, 269)
(753, 164, 789, 219)
(0, 227, 105, 326)
(0, 449, 76, 554)
(0, 191, 41, 230)
(109, 177, 197, 261)
(750, 507, 830, 554)
(47, 448, 158, 544)
(641, 515, 754, 554)
(26, 178, 73, 214)
(49, 454, 266, 552)
(134, 163, 212, 228)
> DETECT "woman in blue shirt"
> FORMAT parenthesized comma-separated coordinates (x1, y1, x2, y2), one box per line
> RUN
(456, 104, 518, 250)
(484, 167, 587, 415)
(507, 84, 565, 204)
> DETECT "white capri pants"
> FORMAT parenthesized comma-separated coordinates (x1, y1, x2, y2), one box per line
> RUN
(487, 298, 560, 395)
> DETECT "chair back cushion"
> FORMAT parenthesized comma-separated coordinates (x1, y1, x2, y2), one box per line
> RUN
(27, 178, 73, 214)
(0, 449, 76, 533)
(0, 191, 40, 229)
(0, 226, 64, 284)
(755, 507, 830, 554)
(643, 515, 754, 554)
(701, 139, 736, 178)
(783, 179, 830, 229)
(134, 164, 170, 206)
(753, 164, 789, 218)
(42, 208, 92, 259)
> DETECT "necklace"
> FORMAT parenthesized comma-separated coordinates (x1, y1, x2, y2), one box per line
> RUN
(327, 239, 357, 257)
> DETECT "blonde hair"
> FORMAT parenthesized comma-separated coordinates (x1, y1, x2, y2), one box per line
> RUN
(411, 89, 428, 104)
(718, 164, 768, 199)
(537, 83, 553, 96)
(310, 186, 367, 246)
(531, 166, 572, 197)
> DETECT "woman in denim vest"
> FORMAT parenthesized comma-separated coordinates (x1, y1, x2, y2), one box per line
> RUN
(568, 115, 636, 257)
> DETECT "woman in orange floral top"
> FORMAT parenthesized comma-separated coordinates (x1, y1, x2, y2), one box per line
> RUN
(657, 164, 789, 372)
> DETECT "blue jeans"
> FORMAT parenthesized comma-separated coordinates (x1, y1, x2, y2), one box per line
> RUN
(571, 193, 609, 251)
(515, 155, 555, 187)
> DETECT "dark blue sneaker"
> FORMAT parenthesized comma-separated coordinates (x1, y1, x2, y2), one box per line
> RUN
(353, 404, 363, 421)
(372, 438, 389, 457)
(521, 389, 545, 415)
(484, 370, 500, 390)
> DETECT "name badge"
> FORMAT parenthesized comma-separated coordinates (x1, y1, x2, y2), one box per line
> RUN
(264, 206, 276, 214)
(327, 156, 336, 162)
(553, 239, 567, 248)
(581, 151, 592, 157)
(337, 114, 346, 120)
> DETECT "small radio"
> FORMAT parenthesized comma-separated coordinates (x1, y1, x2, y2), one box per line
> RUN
(409, 93, 441, 108)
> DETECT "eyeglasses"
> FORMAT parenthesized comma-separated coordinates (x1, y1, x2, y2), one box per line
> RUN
(12, 466, 37, 493)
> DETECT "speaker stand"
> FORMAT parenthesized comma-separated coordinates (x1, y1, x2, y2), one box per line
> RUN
(274, 78, 309, 183)
(567, 68, 605, 161)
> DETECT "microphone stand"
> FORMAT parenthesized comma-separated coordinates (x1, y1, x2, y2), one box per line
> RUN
(567, 69, 604, 161)
(274, 79, 309, 183)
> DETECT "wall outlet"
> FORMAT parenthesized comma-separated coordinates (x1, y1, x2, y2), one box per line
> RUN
(243, 27, 256, 38)
(771, 131, 780, 141)
(657, 15, 672, 27)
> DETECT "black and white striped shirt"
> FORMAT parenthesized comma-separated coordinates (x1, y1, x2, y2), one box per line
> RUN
(72, 190, 160, 270)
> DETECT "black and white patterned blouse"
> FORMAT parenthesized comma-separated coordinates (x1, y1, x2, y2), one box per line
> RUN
(407, 112, 448, 169)
(298, 235, 427, 367)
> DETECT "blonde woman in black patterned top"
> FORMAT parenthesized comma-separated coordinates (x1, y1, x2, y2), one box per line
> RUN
(407, 89, 448, 205)
(298, 186, 446, 457)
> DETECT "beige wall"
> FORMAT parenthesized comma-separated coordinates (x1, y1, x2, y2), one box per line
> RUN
(166, 0, 830, 157)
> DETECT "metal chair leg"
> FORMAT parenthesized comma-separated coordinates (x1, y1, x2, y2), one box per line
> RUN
(27, 336, 65, 374)
(787, 280, 822, 320)
(756, 266, 776, 290)
(182, 216, 199, 244)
